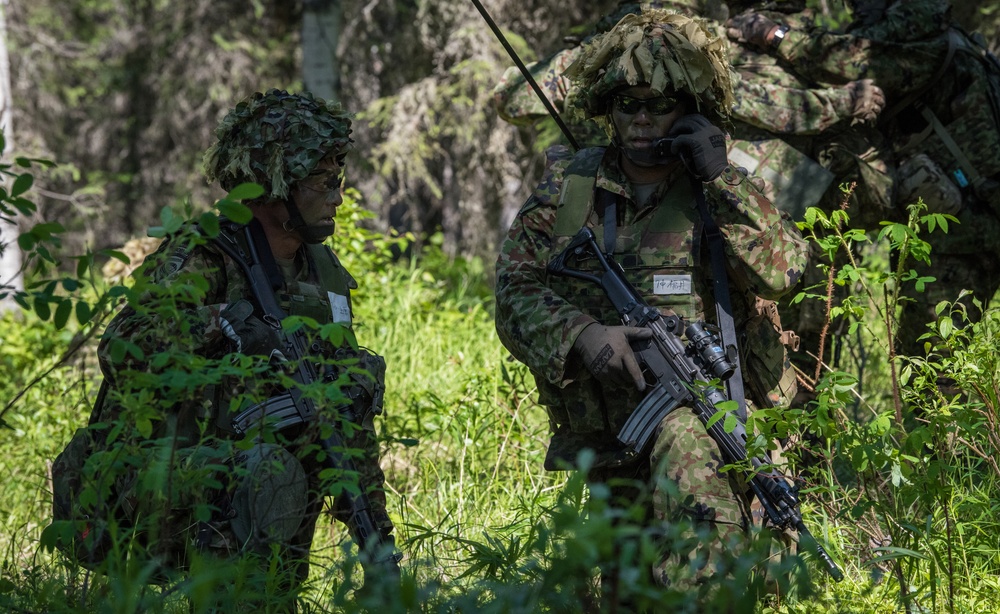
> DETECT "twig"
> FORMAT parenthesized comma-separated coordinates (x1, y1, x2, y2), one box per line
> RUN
(1, 305, 113, 422)
(813, 262, 837, 384)
(883, 284, 903, 424)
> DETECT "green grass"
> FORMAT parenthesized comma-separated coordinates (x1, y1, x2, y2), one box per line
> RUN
(3, 199, 1000, 612)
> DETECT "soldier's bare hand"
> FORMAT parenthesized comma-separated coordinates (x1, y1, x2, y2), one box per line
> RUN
(573, 323, 653, 391)
(725, 12, 778, 50)
(847, 78, 885, 124)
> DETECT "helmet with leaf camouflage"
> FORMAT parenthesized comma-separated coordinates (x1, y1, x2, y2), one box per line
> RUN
(203, 89, 353, 202)
(595, 1, 730, 33)
(566, 9, 736, 125)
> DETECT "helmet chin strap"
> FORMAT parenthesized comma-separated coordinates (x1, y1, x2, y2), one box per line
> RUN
(282, 199, 333, 245)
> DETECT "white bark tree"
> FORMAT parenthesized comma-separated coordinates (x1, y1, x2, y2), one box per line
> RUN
(302, 0, 341, 102)
(0, 0, 22, 312)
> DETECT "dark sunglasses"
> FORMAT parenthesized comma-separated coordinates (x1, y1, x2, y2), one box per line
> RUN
(612, 94, 680, 116)
(302, 166, 345, 191)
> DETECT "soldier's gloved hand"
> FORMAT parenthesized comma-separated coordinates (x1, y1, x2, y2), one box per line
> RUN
(847, 78, 885, 124)
(573, 323, 653, 391)
(220, 299, 285, 358)
(725, 12, 778, 50)
(726, 12, 778, 50)
(668, 114, 729, 182)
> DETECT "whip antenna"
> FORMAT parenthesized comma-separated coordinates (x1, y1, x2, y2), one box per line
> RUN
(470, 0, 581, 150)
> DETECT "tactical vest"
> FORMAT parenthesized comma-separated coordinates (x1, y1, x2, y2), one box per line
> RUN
(892, 28, 1000, 204)
(548, 147, 708, 324)
(221, 226, 358, 328)
(539, 149, 797, 457)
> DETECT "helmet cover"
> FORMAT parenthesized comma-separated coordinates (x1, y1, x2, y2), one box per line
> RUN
(203, 89, 353, 202)
(566, 9, 736, 125)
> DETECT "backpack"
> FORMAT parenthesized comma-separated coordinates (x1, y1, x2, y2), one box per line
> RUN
(48, 381, 116, 569)
(889, 28, 1000, 204)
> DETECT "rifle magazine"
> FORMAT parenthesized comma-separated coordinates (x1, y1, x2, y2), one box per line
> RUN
(231, 392, 305, 435)
(617, 384, 682, 454)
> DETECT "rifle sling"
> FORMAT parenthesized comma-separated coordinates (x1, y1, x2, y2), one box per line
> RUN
(693, 178, 747, 420)
(246, 218, 284, 296)
(598, 177, 746, 419)
(598, 188, 617, 254)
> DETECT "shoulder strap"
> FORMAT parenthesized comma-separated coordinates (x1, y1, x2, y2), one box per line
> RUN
(553, 147, 607, 237)
(882, 28, 959, 122)
(694, 178, 746, 420)
(246, 219, 283, 294)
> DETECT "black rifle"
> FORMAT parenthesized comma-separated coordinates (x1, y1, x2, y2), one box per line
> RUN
(548, 226, 843, 582)
(213, 221, 401, 577)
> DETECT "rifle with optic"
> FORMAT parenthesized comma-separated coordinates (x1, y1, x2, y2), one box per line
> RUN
(548, 226, 843, 582)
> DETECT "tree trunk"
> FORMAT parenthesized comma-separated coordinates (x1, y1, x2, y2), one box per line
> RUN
(302, 0, 341, 102)
(0, 0, 22, 312)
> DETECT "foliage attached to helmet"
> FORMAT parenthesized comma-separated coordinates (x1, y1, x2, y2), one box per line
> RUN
(203, 89, 353, 203)
(566, 9, 736, 126)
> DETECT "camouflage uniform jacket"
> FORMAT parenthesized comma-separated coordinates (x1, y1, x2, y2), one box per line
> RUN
(93, 222, 388, 544)
(495, 145, 807, 464)
(772, 0, 1000, 209)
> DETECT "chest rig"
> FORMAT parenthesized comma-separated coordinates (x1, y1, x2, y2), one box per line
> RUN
(218, 220, 357, 329)
(548, 147, 748, 419)
(549, 148, 706, 322)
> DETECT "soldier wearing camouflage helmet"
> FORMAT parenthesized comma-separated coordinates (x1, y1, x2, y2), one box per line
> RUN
(59, 89, 395, 601)
(495, 9, 807, 597)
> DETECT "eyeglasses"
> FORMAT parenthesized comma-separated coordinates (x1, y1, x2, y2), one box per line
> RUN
(300, 166, 345, 192)
(612, 94, 680, 116)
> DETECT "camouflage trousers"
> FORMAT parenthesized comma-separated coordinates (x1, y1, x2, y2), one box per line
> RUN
(588, 408, 753, 592)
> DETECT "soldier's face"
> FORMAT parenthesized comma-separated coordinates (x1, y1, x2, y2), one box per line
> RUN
(289, 155, 345, 240)
(610, 85, 686, 150)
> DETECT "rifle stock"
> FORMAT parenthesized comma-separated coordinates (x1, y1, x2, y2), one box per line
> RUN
(549, 226, 843, 582)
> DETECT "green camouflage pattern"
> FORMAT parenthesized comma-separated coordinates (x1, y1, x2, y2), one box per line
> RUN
(649, 408, 752, 588)
(773, 2, 1000, 189)
(565, 10, 736, 123)
(494, 142, 806, 471)
(203, 89, 354, 201)
(493, 4, 867, 158)
(495, 143, 805, 588)
(767, 0, 1000, 356)
(82, 224, 389, 575)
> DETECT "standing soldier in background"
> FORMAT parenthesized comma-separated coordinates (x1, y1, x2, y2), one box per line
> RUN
(51, 89, 397, 609)
(728, 0, 1000, 356)
(495, 9, 808, 603)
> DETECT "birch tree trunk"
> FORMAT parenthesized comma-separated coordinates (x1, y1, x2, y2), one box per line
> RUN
(302, 0, 341, 102)
(0, 0, 21, 312)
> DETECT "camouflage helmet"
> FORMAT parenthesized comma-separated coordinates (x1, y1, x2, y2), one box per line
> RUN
(203, 89, 353, 201)
(595, 1, 730, 33)
(566, 9, 736, 125)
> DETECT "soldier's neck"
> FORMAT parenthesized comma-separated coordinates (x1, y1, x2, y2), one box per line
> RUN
(252, 205, 304, 260)
(620, 152, 679, 185)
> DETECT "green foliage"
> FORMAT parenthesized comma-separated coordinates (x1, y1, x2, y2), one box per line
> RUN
(771, 198, 1000, 613)
(6, 174, 1000, 612)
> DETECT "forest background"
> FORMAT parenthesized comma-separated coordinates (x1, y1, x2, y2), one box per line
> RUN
(4, 0, 1000, 612)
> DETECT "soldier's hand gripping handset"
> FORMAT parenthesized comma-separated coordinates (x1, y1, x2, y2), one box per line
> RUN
(667, 114, 729, 181)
